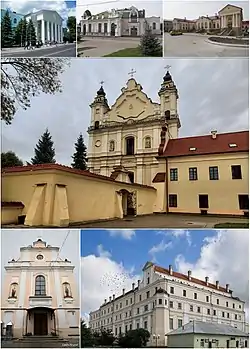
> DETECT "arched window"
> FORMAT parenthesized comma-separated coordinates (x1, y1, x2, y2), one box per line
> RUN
(109, 140, 115, 152)
(152, 22, 156, 30)
(63, 282, 72, 298)
(35, 275, 46, 296)
(9, 283, 18, 298)
(126, 137, 135, 155)
(145, 137, 151, 149)
(130, 10, 138, 23)
(94, 121, 99, 129)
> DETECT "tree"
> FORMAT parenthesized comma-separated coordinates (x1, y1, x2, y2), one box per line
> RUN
(71, 133, 88, 170)
(31, 129, 56, 164)
(27, 19, 36, 46)
(140, 29, 162, 57)
(14, 19, 28, 46)
(1, 151, 23, 168)
(67, 16, 76, 42)
(118, 329, 150, 347)
(81, 321, 95, 347)
(1, 58, 70, 124)
(1, 11, 13, 48)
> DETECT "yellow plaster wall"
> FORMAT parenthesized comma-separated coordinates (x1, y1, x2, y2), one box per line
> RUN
(1, 207, 23, 225)
(167, 152, 249, 215)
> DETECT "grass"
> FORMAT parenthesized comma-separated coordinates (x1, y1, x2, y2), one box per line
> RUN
(214, 222, 249, 228)
(103, 46, 143, 57)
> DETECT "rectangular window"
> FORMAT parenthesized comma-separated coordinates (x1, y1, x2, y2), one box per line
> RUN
(199, 194, 209, 209)
(197, 306, 201, 313)
(98, 23, 102, 33)
(139, 295, 142, 301)
(170, 301, 173, 308)
(125, 325, 127, 332)
(170, 168, 178, 181)
(233, 303, 235, 309)
(126, 300, 128, 306)
(217, 299, 219, 305)
(144, 305, 148, 312)
(136, 322, 139, 329)
(183, 290, 186, 297)
(201, 339, 204, 347)
(238, 195, 249, 210)
(178, 303, 182, 310)
(209, 166, 219, 180)
(170, 287, 174, 294)
(144, 321, 147, 329)
(231, 165, 242, 179)
(189, 167, 198, 180)
(120, 302, 122, 308)
(170, 318, 173, 330)
(222, 311, 225, 317)
(190, 305, 193, 312)
(115, 327, 117, 335)
(119, 327, 121, 334)
(213, 310, 216, 316)
(104, 23, 108, 33)
(207, 308, 210, 315)
(130, 324, 132, 330)
(137, 308, 139, 314)
(226, 301, 228, 307)
(235, 314, 237, 320)
(227, 313, 230, 318)
(159, 299, 163, 305)
(165, 299, 167, 305)
(206, 296, 209, 302)
(194, 293, 197, 300)
(169, 194, 177, 208)
(146, 291, 150, 299)
(178, 319, 182, 328)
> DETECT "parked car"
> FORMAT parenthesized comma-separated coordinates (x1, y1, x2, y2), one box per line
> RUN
(170, 31, 183, 36)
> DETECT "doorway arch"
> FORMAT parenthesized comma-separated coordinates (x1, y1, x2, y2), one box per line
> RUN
(111, 23, 116, 36)
(118, 189, 137, 217)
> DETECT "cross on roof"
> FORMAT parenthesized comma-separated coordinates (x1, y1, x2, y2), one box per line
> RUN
(100, 80, 104, 86)
(164, 65, 171, 71)
(128, 68, 136, 78)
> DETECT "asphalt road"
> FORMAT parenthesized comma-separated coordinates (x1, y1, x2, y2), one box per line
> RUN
(164, 33, 249, 57)
(1, 43, 76, 57)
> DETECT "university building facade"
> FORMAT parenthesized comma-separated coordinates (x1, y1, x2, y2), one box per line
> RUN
(89, 262, 247, 346)
(1, 238, 80, 340)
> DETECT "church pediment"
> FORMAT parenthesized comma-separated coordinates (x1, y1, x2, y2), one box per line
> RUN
(218, 4, 242, 15)
(107, 78, 159, 122)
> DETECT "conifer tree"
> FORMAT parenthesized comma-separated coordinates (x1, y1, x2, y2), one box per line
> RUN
(1, 11, 13, 48)
(27, 19, 36, 45)
(71, 133, 88, 170)
(14, 19, 27, 46)
(140, 29, 162, 57)
(31, 129, 56, 164)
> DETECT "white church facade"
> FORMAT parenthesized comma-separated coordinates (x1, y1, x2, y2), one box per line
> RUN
(1, 238, 80, 341)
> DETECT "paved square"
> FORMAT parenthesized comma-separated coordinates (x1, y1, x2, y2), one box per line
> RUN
(77, 37, 141, 57)
(164, 33, 249, 57)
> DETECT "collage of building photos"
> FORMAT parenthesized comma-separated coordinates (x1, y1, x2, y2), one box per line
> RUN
(0, 0, 249, 348)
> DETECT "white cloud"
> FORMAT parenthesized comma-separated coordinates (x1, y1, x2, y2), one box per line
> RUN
(174, 230, 249, 320)
(96, 244, 111, 258)
(158, 229, 192, 246)
(81, 254, 140, 315)
(108, 229, 136, 240)
(149, 240, 172, 255)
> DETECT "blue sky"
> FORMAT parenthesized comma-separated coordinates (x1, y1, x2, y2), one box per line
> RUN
(81, 229, 215, 273)
(81, 229, 249, 321)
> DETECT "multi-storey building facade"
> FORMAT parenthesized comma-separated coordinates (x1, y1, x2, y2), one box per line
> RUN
(80, 6, 161, 37)
(89, 262, 246, 346)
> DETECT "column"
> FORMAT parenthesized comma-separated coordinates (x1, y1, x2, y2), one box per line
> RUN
(51, 23, 54, 41)
(61, 26, 63, 42)
(55, 24, 58, 41)
(41, 19, 45, 43)
(47, 21, 50, 42)
(107, 20, 111, 35)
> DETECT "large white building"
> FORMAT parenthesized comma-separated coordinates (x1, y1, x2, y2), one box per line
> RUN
(25, 9, 63, 43)
(89, 262, 247, 347)
(1, 238, 80, 342)
(80, 6, 161, 37)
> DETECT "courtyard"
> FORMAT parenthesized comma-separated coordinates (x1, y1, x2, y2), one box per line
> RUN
(74, 213, 248, 229)
(77, 36, 162, 57)
(164, 33, 249, 57)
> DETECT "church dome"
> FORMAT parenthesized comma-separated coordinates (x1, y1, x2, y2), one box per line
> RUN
(97, 86, 106, 96)
(163, 71, 172, 82)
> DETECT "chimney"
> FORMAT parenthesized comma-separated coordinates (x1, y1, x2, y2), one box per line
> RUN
(205, 276, 209, 286)
(132, 283, 135, 290)
(211, 130, 217, 139)
(109, 296, 112, 302)
(113, 294, 115, 301)
(216, 280, 219, 289)
(122, 288, 125, 296)
(169, 265, 173, 275)
(226, 284, 229, 292)
(138, 280, 140, 287)
(188, 270, 192, 280)
(104, 299, 107, 304)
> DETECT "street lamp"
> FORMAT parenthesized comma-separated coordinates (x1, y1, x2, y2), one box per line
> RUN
(153, 334, 160, 347)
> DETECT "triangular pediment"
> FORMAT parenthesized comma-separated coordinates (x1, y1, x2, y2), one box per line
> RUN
(107, 78, 159, 122)
(218, 4, 242, 14)
(142, 261, 154, 271)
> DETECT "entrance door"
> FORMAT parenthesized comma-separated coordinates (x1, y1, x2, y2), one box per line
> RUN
(111, 23, 116, 36)
(34, 313, 48, 335)
(83, 24, 86, 35)
(208, 342, 212, 348)
(199, 194, 209, 209)
(130, 27, 138, 36)
(226, 340, 230, 348)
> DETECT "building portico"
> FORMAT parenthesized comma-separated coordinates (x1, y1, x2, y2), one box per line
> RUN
(218, 4, 242, 34)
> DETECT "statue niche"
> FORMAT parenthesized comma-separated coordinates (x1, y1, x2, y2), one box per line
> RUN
(63, 282, 72, 298)
(9, 283, 18, 298)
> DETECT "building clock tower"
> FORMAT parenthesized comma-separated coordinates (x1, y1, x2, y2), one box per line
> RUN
(87, 69, 181, 186)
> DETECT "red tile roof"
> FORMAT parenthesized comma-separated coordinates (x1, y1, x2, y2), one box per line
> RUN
(159, 131, 249, 158)
(155, 265, 231, 293)
(2, 163, 155, 190)
(1, 201, 24, 208)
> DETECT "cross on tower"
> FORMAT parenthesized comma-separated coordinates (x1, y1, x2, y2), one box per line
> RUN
(164, 65, 171, 71)
(128, 68, 136, 78)
(100, 80, 104, 86)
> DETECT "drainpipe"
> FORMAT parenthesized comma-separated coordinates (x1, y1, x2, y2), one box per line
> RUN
(165, 158, 169, 213)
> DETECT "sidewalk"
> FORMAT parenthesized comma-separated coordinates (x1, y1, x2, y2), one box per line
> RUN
(1, 43, 67, 53)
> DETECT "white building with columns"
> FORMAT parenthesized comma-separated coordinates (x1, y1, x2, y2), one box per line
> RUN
(89, 262, 247, 347)
(87, 70, 180, 186)
(1, 238, 80, 340)
(25, 10, 64, 43)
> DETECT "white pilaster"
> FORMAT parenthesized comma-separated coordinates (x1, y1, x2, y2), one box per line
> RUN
(61, 26, 63, 42)
(137, 128, 143, 151)
(52, 23, 55, 41)
(41, 19, 45, 43)
(47, 21, 50, 41)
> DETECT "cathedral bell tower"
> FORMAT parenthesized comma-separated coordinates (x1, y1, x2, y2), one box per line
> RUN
(158, 69, 181, 139)
(89, 84, 110, 129)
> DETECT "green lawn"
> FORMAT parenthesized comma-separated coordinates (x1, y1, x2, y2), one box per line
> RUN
(103, 46, 143, 57)
(214, 222, 249, 228)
